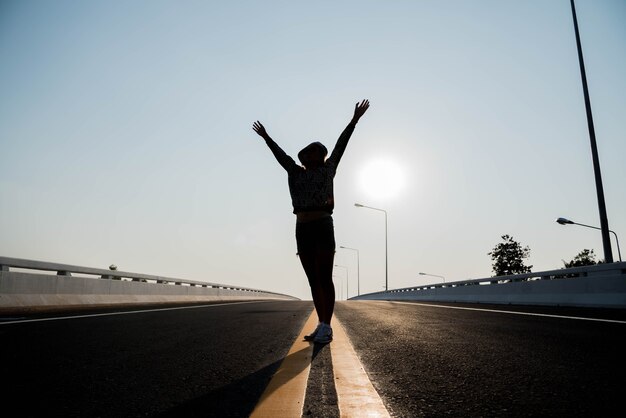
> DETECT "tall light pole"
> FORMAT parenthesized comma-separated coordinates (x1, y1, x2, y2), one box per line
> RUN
(332, 273, 343, 300)
(569, 0, 613, 263)
(419, 272, 446, 283)
(355, 203, 388, 291)
(339, 246, 360, 296)
(556, 217, 622, 262)
(334, 264, 348, 300)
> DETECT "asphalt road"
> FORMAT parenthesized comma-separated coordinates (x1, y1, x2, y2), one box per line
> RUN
(2, 300, 625, 417)
(1, 301, 312, 417)
(335, 301, 626, 417)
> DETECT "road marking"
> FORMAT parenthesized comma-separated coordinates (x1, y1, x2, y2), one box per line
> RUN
(331, 316, 391, 418)
(250, 310, 317, 418)
(386, 301, 626, 324)
(0, 300, 273, 325)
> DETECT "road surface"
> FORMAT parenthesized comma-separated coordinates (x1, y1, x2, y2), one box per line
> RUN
(2, 300, 624, 417)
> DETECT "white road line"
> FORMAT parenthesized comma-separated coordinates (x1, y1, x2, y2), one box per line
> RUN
(251, 311, 392, 417)
(331, 316, 391, 417)
(0, 300, 273, 325)
(384, 301, 626, 324)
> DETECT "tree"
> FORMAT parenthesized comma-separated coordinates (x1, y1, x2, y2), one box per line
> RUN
(563, 249, 598, 268)
(488, 235, 532, 277)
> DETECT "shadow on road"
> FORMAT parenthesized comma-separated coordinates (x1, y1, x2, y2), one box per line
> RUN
(303, 342, 339, 417)
(159, 344, 320, 417)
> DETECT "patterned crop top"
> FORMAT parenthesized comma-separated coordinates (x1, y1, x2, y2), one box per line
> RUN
(264, 121, 357, 214)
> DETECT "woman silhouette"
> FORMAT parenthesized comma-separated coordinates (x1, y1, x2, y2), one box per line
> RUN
(252, 99, 370, 343)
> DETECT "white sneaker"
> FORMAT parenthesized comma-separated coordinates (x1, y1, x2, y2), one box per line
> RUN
(304, 322, 323, 341)
(313, 324, 333, 344)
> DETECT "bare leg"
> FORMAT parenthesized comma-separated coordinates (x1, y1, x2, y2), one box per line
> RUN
(299, 252, 324, 323)
(316, 250, 335, 324)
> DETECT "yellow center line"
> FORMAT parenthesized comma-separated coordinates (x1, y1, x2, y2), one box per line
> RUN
(331, 316, 391, 417)
(250, 310, 317, 418)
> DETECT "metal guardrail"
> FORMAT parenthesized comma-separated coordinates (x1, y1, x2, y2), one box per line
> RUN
(0, 256, 295, 299)
(352, 262, 626, 299)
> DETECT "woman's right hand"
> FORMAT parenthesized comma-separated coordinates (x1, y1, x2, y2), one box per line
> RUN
(253, 121, 268, 139)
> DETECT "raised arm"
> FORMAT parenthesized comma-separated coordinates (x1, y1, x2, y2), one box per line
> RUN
(327, 99, 370, 167)
(253, 121, 298, 172)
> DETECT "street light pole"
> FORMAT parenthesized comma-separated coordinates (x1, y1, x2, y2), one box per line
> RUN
(339, 246, 360, 296)
(334, 264, 348, 300)
(569, 0, 614, 263)
(355, 203, 388, 291)
(556, 217, 622, 262)
(333, 274, 343, 300)
(419, 272, 446, 283)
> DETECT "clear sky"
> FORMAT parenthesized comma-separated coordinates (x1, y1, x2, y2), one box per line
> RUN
(1, 0, 625, 300)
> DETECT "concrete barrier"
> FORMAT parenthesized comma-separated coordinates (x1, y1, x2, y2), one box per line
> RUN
(0, 257, 298, 313)
(351, 262, 626, 309)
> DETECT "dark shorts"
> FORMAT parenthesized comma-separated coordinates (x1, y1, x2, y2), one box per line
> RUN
(295, 216, 336, 254)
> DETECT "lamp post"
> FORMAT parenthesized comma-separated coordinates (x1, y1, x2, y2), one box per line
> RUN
(339, 246, 360, 296)
(569, 0, 614, 263)
(419, 272, 446, 283)
(332, 273, 343, 300)
(334, 264, 348, 300)
(355, 203, 388, 291)
(556, 217, 622, 262)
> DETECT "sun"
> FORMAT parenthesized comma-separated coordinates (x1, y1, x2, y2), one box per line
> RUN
(358, 159, 406, 200)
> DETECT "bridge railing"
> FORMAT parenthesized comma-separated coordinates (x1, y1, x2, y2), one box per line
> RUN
(0, 256, 298, 310)
(0, 256, 289, 294)
(352, 262, 626, 308)
(390, 262, 626, 292)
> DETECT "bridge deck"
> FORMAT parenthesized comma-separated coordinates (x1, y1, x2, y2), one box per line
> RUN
(2, 300, 625, 417)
